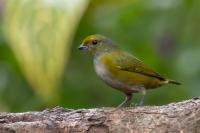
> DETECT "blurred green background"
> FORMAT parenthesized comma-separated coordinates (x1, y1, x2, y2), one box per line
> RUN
(0, 0, 199, 112)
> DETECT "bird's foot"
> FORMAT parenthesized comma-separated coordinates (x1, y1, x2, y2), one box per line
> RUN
(130, 102, 138, 107)
(130, 102, 144, 107)
(139, 100, 144, 106)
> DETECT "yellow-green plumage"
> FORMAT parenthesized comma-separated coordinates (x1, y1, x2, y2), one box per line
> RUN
(98, 50, 163, 92)
(79, 34, 181, 107)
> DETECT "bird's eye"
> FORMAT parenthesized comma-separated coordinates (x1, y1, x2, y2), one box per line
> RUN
(92, 40, 98, 45)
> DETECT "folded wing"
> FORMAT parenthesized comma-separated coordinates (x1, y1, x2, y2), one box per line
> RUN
(113, 51, 166, 81)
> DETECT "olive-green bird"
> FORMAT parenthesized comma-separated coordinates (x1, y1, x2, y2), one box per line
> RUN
(79, 34, 181, 107)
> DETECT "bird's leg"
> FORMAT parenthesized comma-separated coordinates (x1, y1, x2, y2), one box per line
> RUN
(139, 87, 146, 106)
(117, 93, 132, 108)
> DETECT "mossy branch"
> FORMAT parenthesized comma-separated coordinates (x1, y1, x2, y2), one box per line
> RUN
(0, 97, 200, 133)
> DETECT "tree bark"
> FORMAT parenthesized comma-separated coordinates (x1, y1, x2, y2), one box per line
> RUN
(0, 97, 200, 133)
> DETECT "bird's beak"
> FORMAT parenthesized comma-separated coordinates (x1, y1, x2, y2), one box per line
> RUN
(78, 44, 88, 50)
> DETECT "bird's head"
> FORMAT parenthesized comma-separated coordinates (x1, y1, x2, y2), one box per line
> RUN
(79, 34, 117, 56)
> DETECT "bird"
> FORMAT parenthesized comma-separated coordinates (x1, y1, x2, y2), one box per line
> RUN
(78, 34, 181, 107)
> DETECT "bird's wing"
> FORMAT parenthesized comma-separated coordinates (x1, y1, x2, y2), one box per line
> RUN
(113, 51, 165, 80)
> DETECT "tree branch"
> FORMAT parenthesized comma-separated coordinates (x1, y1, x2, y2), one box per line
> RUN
(0, 97, 200, 133)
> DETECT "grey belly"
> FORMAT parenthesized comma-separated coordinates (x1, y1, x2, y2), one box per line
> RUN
(101, 75, 143, 93)
(94, 59, 143, 93)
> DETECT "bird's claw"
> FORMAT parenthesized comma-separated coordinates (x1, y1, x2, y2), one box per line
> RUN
(130, 102, 144, 107)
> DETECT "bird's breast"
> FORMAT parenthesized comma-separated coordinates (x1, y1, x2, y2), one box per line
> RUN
(94, 58, 109, 79)
(93, 57, 133, 92)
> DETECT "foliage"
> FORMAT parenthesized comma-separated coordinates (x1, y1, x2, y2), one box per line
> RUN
(0, 0, 199, 111)
(3, 0, 89, 105)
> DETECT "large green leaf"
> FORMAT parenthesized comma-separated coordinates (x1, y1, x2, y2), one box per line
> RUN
(4, 0, 89, 103)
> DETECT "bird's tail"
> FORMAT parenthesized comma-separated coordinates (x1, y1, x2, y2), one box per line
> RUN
(165, 79, 181, 85)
